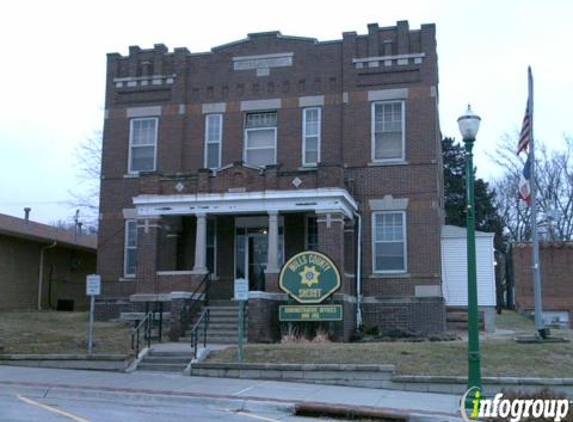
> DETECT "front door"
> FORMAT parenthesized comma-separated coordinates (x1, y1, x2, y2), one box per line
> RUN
(235, 217, 284, 292)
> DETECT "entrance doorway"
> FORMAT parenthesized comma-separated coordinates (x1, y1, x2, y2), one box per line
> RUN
(235, 217, 284, 291)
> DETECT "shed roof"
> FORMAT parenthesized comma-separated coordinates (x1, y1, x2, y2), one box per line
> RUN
(0, 212, 96, 251)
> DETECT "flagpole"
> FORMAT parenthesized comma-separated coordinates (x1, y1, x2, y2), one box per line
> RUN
(528, 66, 546, 337)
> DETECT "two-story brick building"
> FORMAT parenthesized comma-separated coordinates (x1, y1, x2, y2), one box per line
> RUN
(96, 20, 446, 342)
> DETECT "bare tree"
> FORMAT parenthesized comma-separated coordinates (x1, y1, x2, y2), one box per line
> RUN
(68, 132, 101, 232)
(489, 134, 573, 242)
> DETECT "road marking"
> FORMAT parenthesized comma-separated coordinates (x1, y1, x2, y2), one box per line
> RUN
(236, 411, 283, 422)
(17, 395, 94, 422)
(233, 381, 270, 396)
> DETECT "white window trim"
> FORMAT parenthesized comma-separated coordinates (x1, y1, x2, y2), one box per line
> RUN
(304, 214, 318, 250)
(302, 107, 321, 167)
(370, 100, 405, 163)
(204, 114, 223, 169)
(128, 117, 159, 174)
(371, 211, 407, 274)
(243, 126, 277, 167)
(123, 220, 137, 278)
(207, 217, 217, 276)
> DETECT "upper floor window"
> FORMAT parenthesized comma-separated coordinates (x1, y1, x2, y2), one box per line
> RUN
(302, 108, 321, 166)
(129, 117, 158, 173)
(204, 114, 222, 169)
(244, 111, 277, 167)
(124, 220, 137, 277)
(372, 211, 407, 273)
(371, 101, 405, 162)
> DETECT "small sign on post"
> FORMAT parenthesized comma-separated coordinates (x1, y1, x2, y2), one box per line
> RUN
(86, 274, 101, 356)
(234, 278, 248, 362)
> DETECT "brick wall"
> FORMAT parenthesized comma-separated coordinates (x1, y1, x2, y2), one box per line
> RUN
(513, 242, 573, 314)
(98, 21, 444, 338)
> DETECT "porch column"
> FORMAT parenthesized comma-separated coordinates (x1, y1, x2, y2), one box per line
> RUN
(192, 213, 208, 273)
(135, 217, 161, 294)
(266, 211, 280, 273)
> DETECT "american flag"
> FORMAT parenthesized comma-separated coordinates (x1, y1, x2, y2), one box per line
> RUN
(516, 67, 533, 155)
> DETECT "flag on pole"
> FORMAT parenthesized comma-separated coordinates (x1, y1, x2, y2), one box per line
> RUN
(516, 68, 533, 155)
(518, 155, 531, 205)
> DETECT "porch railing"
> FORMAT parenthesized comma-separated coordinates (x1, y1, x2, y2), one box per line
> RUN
(179, 272, 211, 341)
(189, 308, 210, 359)
(130, 311, 154, 357)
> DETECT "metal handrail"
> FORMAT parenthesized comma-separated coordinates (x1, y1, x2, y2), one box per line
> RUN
(180, 272, 211, 335)
(130, 311, 154, 357)
(189, 308, 210, 360)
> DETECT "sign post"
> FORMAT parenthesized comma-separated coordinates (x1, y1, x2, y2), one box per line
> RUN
(86, 274, 101, 356)
(234, 278, 248, 362)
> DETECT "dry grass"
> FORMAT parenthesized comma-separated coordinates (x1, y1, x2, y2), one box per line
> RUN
(0, 310, 132, 355)
(206, 311, 573, 377)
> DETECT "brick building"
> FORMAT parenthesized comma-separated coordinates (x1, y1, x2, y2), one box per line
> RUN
(97, 21, 446, 341)
(0, 212, 97, 311)
(513, 242, 573, 328)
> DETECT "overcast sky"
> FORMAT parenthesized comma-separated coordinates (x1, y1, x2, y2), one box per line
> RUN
(1, 0, 571, 224)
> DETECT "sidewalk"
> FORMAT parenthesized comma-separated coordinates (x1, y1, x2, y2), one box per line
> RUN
(0, 365, 463, 420)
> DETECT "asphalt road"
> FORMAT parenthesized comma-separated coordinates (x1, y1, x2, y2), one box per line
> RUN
(0, 390, 346, 422)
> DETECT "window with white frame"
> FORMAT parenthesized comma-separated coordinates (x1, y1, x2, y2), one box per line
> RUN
(305, 216, 319, 251)
(372, 211, 406, 272)
(124, 220, 137, 277)
(244, 112, 277, 167)
(302, 107, 320, 166)
(204, 114, 222, 169)
(206, 218, 217, 275)
(129, 117, 158, 173)
(371, 101, 405, 162)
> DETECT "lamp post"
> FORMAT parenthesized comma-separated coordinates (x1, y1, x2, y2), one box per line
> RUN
(457, 105, 482, 396)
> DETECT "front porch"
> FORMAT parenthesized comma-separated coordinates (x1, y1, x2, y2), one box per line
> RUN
(130, 188, 359, 342)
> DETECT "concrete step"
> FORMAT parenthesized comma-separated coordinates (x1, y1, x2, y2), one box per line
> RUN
(137, 362, 186, 372)
(148, 350, 193, 358)
(179, 336, 245, 345)
(184, 329, 242, 337)
(144, 356, 191, 364)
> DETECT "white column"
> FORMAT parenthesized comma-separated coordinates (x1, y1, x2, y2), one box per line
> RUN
(193, 213, 208, 273)
(266, 211, 279, 273)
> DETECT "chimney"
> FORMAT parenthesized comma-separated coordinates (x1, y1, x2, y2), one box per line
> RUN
(24, 207, 31, 223)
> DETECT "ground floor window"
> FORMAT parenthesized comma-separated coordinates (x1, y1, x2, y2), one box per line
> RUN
(372, 211, 406, 273)
(124, 220, 137, 277)
(305, 216, 319, 251)
(207, 218, 216, 275)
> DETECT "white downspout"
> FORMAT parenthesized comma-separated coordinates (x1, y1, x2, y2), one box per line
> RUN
(38, 241, 57, 310)
(354, 211, 363, 327)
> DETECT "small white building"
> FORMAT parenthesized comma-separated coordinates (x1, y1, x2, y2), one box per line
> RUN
(441, 225, 496, 332)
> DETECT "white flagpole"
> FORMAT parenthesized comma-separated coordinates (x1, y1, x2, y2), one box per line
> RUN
(528, 66, 546, 337)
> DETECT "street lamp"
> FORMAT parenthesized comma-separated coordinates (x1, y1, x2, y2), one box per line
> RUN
(457, 105, 482, 396)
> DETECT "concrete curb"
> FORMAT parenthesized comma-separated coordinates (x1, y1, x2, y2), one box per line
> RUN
(0, 354, 132, 372)
(391, 375, 573, 395)
(0, 380, 457, 421)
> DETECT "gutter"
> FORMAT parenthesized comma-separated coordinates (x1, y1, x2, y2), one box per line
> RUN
(38, 241, 57, 310)
(354, 211, 363, 327)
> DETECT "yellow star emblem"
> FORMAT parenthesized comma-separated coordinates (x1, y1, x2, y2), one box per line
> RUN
(299, 265, 320, 287)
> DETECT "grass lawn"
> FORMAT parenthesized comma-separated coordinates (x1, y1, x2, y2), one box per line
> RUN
(0, 310, 132, 355)
(206, 311, 573, 378)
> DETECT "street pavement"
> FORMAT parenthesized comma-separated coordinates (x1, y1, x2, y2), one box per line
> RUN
(0, 365, 463, 421)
